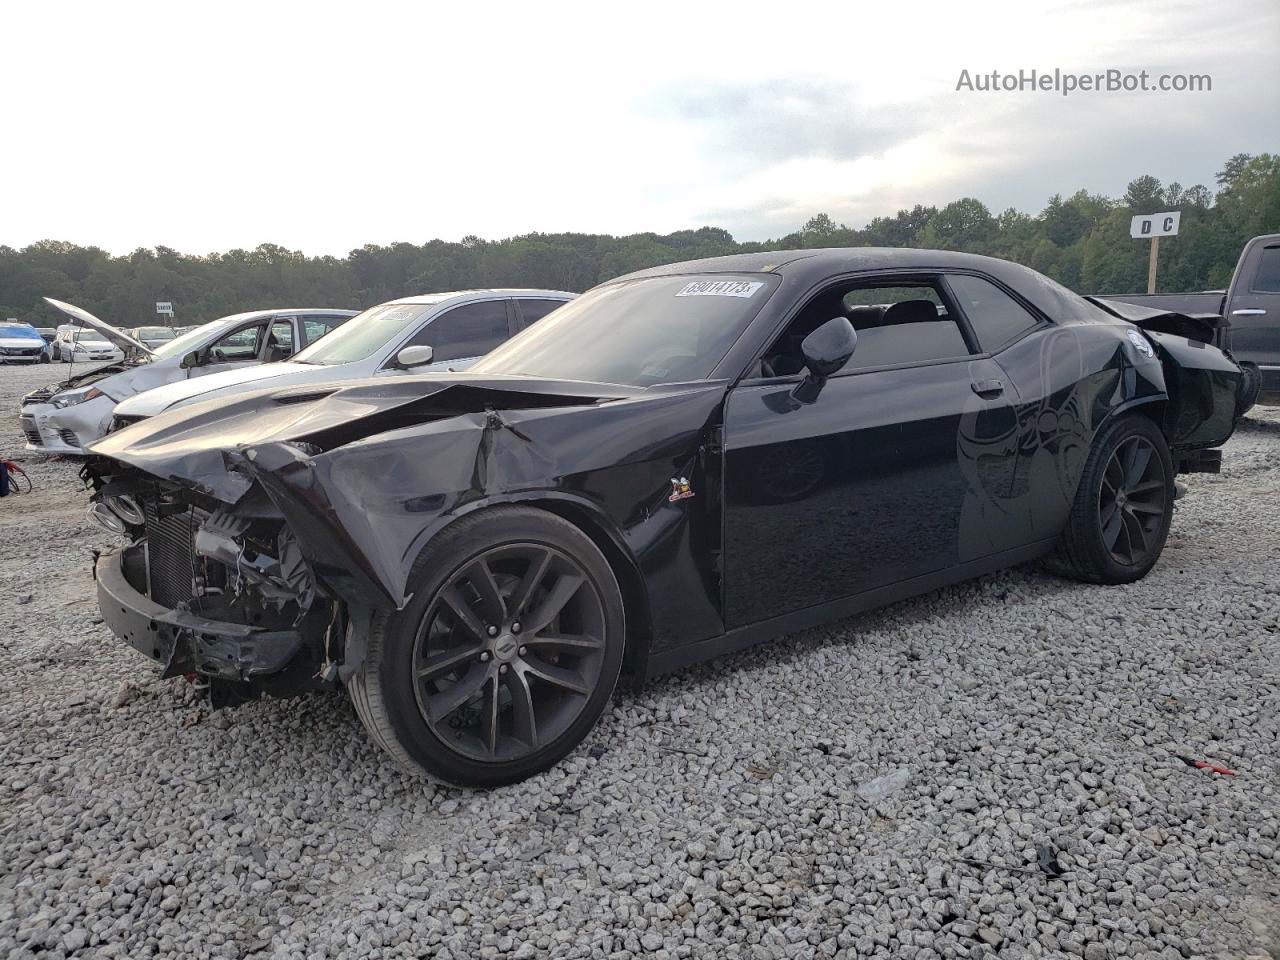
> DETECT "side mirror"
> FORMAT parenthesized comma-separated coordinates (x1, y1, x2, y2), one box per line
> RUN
(396, 345, 435, 369)
(793, 317, 857, 403)
(180, 350, 201, 369)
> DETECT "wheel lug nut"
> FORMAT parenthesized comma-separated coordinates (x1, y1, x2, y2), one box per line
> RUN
(486, 625, 498, 637)
(511, 621, 521, 634)
(519, 646, 527, 657)
(479, 652, 491, 662)
(499, 664, 509, 674)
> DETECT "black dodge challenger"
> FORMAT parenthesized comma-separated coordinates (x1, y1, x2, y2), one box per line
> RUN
(84, 249, 1246, 785)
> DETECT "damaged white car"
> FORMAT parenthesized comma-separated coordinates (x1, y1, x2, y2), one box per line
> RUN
(20, 299, 356, 454)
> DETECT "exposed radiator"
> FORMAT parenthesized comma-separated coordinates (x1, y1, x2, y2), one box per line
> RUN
(145, 503, 197, 608)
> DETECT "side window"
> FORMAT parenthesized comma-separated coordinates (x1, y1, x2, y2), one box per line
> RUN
(1253, 245, 1280, 292)
(303, 314, 345, 344)
(265, 320, 294, 360)
(516, 298, 565, 328)
(947, 274, 1040, 351)
(761, 280, 970, 377)
(405, 300, 510, 363)
(209, 323, 265, 362)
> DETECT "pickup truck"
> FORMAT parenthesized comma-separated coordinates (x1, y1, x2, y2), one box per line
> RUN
(1097, 233, 1280, 409)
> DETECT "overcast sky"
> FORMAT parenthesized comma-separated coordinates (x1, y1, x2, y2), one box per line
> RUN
(5, 0, 1277, 255)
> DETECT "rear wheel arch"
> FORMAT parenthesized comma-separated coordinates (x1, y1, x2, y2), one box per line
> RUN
(1093, 395, 1168, 445)
(1049, 395, 1167, 510)
(1045, 411, 1175, 584)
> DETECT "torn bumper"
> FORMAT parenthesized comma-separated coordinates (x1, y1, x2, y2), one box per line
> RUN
(21, 395, 116, 454)
(95, 546, 308, 683)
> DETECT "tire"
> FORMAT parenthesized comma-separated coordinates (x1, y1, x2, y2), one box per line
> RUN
(1045, 414, 1174, 584)
(349, 506, 625, 786)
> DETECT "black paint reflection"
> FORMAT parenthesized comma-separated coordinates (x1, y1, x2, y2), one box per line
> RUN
(723, 358, 1016, 626)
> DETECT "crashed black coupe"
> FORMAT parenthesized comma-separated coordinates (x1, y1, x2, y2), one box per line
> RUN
(85, 249, 1246, 785)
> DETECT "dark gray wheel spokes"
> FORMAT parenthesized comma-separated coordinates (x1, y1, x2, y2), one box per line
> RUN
(413, 544, 606, 763)
(1098, 436, 1166, 566)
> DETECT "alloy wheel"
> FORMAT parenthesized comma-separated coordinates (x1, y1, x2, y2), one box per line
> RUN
(411, 543, 607, 763)
(1098, 435, 1167, 566)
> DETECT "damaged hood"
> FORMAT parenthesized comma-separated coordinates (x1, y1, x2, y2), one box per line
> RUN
(44, 297, 153, 357)
(88, 373, 639, 500)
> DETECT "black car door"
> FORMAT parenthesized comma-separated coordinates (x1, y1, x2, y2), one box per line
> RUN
(721, 277, 1021, 629)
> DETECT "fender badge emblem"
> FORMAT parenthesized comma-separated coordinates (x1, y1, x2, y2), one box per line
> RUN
(668, 477, 695, 502)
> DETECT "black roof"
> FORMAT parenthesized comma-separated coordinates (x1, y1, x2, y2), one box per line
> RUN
(619, 246, 1025, 281)
(613, 247, 1098, 323)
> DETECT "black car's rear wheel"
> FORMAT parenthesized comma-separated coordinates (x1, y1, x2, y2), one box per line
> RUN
(1045, 414, 1174, 584)
(349, 507, 625, 786)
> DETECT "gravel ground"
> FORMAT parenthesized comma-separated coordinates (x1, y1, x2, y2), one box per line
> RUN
(1, 360, 1278, 960)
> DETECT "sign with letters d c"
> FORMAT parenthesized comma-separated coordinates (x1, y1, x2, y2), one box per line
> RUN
(1130, 212, 1181, 239)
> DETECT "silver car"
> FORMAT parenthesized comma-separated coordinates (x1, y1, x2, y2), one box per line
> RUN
(133, 325, 179, 351)
(108, 290, 574, 427)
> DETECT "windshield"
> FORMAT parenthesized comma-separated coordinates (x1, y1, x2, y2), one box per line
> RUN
(136, 326, 175, 340)
(150, 316, 244, 360)
(0, 324, 41, 340)
(470, 275, 779, 386)
(289, 301, 438, 365)
(74, 331, 110, 344)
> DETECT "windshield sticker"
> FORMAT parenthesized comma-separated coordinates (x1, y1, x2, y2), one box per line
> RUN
(675, 280, 764, 299)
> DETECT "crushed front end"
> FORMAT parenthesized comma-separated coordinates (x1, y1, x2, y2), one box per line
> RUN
(85, 461, 336, 706)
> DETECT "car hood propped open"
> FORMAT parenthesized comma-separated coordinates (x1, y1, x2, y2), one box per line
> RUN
(44, 297, 153, 357)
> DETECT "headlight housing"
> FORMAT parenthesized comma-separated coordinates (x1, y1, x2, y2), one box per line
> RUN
(51, 387, 107, 409)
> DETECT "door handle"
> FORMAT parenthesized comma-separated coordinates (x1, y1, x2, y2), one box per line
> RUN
(971, 379, 1004, 398)
(1231, 308, 1267, 316)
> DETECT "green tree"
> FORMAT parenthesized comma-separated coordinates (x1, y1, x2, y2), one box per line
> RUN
(1, 150, 1277, 325)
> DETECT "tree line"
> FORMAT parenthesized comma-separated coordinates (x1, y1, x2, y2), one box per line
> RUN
(1, 152, 1275, 328)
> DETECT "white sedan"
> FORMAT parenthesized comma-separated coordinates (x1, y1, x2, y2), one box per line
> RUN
(51, 327, 121, 364)
(21, 301, 356, 454)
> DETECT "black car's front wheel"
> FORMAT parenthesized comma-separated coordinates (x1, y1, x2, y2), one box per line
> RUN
(1046, 413, 1174, 584)
(349, 506, 625, 786)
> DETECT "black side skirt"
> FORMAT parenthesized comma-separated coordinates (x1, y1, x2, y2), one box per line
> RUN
(642, 537, 1059, 680)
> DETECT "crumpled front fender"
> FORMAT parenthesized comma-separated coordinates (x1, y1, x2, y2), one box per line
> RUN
(238, 385, 729, 616)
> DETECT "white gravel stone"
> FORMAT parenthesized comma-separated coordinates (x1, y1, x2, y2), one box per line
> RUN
(2, 361, 1279, 959)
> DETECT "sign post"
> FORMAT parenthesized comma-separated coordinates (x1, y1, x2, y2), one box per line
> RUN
(1129, 212, 1181, 294)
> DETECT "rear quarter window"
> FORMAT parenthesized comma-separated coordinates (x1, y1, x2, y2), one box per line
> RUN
(947, 274, 1041, 351)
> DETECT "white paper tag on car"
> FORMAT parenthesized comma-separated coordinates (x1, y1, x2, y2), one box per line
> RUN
(675, 280, 764, 298)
